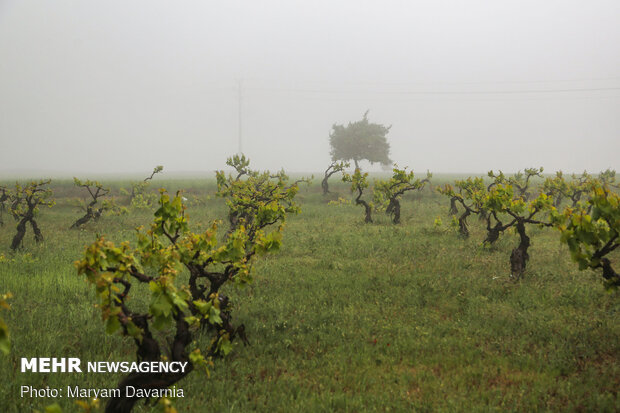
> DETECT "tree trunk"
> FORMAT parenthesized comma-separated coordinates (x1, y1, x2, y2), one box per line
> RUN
(71, 200, 99, 229)
(449, 197, 458, 215)
(386, 199, 401, 224)
(11, 218, 28, 250)
(321, 176, 329, 195)
(601, 258, 619, 289)
(510, 220, 530, 280)
(458, 209, 470, 238)
(354, 186, 372, 223)
(357, 199, 372, 223)
(93, 207, 104, 221)
(70, 212, 92, 229)
(105, 315, 193, 413)
(31, 219, 43, 243)
(392, 199, 400, 224)
(484, 223, 502, 245)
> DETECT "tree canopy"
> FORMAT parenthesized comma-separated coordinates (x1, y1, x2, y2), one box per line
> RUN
(329, 111, 392, 169)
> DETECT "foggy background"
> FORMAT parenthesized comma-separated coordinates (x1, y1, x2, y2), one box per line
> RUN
(0, 0, 618, 176)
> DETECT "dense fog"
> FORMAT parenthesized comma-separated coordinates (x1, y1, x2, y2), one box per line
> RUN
(0, 0, 618, 175)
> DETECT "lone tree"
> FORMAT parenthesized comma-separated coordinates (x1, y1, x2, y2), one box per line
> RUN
(374, 166, 431, 224)
(343, 169, 373, 223)
(321, 161, 349, 195)
(552, 180, 619, 289)
(8, 180, 55, 251)
(329, 111, 392, 170)
(70, 178, 118, 229)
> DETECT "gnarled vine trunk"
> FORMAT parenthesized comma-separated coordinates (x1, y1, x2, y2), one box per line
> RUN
(484, 212, 511, 246)
(70, 213, 92, 229)
(70, 200, 102, 229)
(31, 219, 43, 243)
(10, 219, 28, 251)
(386, 199, 401, 224)
(510, 220, 530, 279)
(321, 175, 330, 195)
(358, 200, 372, 223)
(449, 197, 458, 215)
(484, 223, 502, 245)
(11, 214, 41, 250)
(458, 208, 470, 238)
(187, 265, 249, 346)
(600, 258, 619, 288)
(355, 189, 372, 223)
(105, 314, 193, 413)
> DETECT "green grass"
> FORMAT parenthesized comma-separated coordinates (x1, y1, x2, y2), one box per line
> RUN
(0, 177, 618, 412)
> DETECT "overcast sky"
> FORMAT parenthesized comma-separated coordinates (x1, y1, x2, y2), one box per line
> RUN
(0, 0, 618, 175)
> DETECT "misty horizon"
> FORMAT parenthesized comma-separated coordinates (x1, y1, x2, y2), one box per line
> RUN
(1, 1, 618, 176)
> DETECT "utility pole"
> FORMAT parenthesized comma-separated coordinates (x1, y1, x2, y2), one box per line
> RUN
(237, 79, 243, 155)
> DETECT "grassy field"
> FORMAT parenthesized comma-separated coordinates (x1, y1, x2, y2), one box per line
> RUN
(0, 176, 618, 412)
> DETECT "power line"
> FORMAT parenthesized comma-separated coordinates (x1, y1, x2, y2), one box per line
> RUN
(327, 76, 620, 86)
(244, 94, 620, 104)
(245, 86, 620, 96)
(240, 75, 620, 87)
